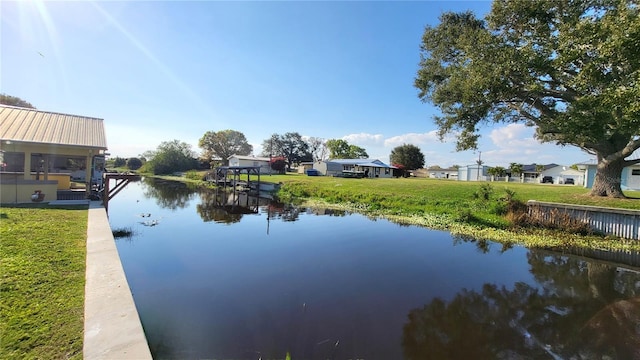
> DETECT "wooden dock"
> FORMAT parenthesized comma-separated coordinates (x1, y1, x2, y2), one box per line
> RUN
(102, 173, 141, 212)
(208, 166, 263, 192)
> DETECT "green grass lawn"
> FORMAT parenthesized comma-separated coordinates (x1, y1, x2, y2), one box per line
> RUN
(257, 174, 640, 251)
(267, 173, 640, 210)
(0, 205, 88, 360)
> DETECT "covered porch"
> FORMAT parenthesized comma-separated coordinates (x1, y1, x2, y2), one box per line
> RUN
(0, 105, 107, 203)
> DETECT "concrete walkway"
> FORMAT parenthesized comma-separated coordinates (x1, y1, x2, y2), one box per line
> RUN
(84, 201, 152, 359)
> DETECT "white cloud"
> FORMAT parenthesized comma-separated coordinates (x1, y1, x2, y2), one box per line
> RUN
(383, 131, 440, 147)
(342, 133, 384, 146)
(478, 123, 597, 166)
(489, 123, 539, 149)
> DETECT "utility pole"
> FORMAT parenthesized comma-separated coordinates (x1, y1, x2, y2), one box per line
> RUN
(476, 151, 482, 181)
(269, 137, 272, 175)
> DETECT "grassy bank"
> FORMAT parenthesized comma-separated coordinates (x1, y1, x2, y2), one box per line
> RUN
(263, 174, 640, 251)
(0, 204, 88, 359)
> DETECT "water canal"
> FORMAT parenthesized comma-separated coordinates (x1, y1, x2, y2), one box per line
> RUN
(108, 178, 640, 359)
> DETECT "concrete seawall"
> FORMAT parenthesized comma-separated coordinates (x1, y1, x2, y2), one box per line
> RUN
(527, 200, 640, 240)
(84, 201, 152, 359)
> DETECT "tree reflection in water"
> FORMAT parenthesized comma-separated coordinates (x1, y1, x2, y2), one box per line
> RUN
(402, 251, 640, 360)
(196, 189, 265, 224)
(195, 190, 349, 225)
(141, 178, 350, 225)
(141, 177, 198, 210)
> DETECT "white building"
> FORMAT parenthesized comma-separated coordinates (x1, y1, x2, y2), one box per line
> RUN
(539, 165, 584, 185)
(458, 164, 488, 181)
(227, 155, 271, 174)
(313, 159, 396, 178)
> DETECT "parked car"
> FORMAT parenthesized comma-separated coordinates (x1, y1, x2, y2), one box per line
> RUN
(542, 176, 553, 184)
(305, 169, 320, 176)
(565, 178, 575, 185)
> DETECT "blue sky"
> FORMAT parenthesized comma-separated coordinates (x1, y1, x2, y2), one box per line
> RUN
(2, 1, 596, 168)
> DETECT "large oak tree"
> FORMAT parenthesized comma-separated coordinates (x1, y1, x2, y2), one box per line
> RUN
(261, 132, 312, 171)
(390, 144, 425, 170)
(325, 139, 369, 159)
(199, 130, 253, 166)
(415, 0, 640, 197)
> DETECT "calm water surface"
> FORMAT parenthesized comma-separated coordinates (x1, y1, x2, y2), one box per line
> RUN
(108, 178, 640, 360)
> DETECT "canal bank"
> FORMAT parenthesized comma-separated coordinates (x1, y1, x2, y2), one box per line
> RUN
(84, 201, 151, 359)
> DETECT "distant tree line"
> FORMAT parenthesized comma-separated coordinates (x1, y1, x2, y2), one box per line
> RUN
(108, 131, 430, 176)
(0, 94, 35, 109)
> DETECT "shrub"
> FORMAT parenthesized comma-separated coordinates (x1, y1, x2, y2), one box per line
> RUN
(508, 204, 593, 235)
(455, 208, 475, 223)
(112, 157, 126, 167)
(185, 170, 203, 181)
(126, 157, 143, 170)
(270, 159, 286, 173)
(473, 183, 493, 201)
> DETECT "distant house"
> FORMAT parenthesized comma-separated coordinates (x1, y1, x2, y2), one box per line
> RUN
(491, 163, 584, 185)
(516, 163, 559, 183)
(535, 164, 585, 185)
(227, 155, 271, 174)
(313, 159, 396, 178)
(558, 168, 584, 185)
(0, 105, 107, 203)
(582, 163, 640, 190)
(415, 167, 458, 179)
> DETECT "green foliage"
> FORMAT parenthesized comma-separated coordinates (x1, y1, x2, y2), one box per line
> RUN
(261, 132, 312, 170)
(502, 188, 516, 202)
(390, 144, 425, 170)
(326, 139, 349, 158)
(126, 157, 143, 170)
(0, 94, 35, 108)
(199, 130, 252, 165)
(110, 157, 126, 167)
(509, 163, 523, 177)
(487, 166, 506, 178)
(347, 144, 368, 159)
(415, 0, 640, 197)
(1, 205, 87, 359)
(112, 226, 134, 240)
(473, 183, 494, 201)
(185, 170, 203, 181)
(325, 139, 368, 159)
(143, 139, 198, 175)
(455, 208, 476, 223)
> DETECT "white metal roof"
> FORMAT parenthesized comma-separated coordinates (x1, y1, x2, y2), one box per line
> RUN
(228, 154, 270, 161)
(327, 158, 396, 168)
(0, 105, 107, 149)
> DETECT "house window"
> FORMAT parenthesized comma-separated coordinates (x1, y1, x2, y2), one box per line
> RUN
(632, 169, 640, 175)
(385, 168, 390, 175)
(0, 152, 25, 172)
